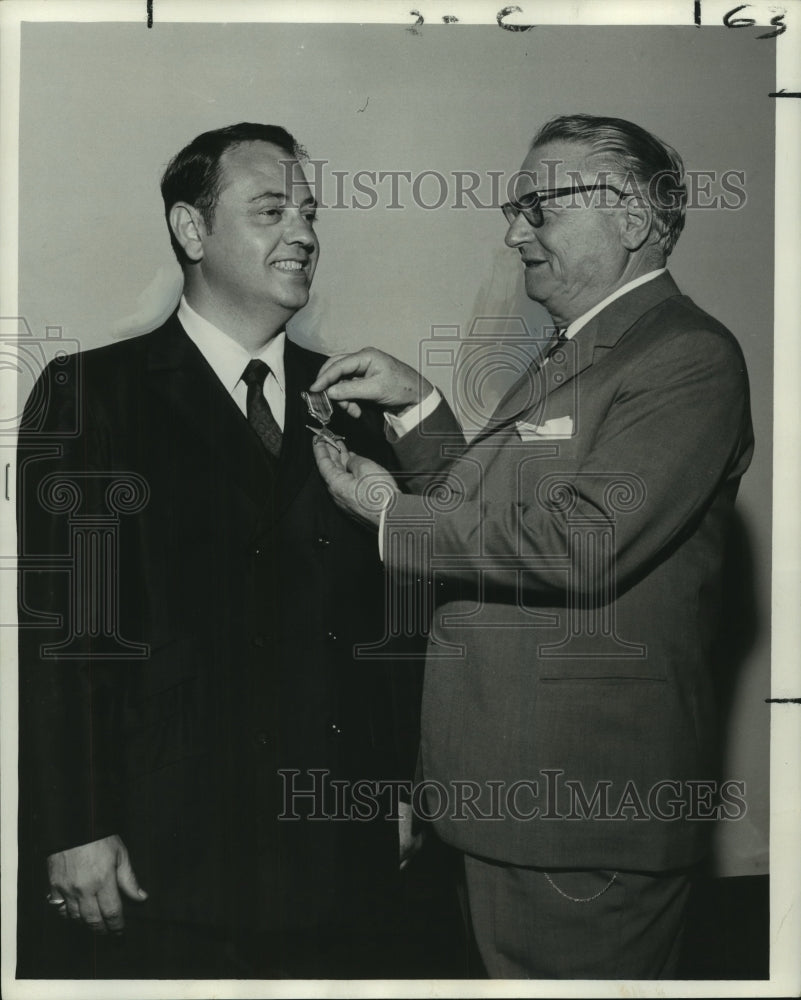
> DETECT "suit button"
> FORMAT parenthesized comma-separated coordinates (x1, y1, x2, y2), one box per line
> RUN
(252, 634, 266, 648)
(253, 731, 271, 746)
(326, 631, 338, 642)
(314, 535, 331, 548)
(327, 721, 343, 738)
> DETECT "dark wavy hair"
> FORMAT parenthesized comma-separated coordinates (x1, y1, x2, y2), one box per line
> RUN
(160, 122, 307, 266)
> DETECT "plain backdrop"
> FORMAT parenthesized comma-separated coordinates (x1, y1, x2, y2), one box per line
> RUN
(17, 21, 773, 877)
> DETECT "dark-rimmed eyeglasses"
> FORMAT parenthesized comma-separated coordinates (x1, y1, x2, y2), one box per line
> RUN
(501, 184, 628, 228)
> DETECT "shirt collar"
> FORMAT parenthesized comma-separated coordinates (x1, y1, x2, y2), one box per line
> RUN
(563, 268, 666, 341)
(177, 296, 286, 394)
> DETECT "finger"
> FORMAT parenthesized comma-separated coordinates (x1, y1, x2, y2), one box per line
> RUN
(48, 882, 69, 918)
(324, 377, 379, 402)
(65, 896, 81, 921)
(346, 452, 387, 476)
(115, 850, 148, 902)
(96, 881, 126, 934)
(312, 352, 348, 382)
(310, 352, 372, 392)
(77, 893, 107, 934)
(334, 398, 362, 418)
(312, 438, 346, 483)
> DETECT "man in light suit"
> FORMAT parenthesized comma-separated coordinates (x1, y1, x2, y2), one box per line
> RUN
(17, 123, 422, 978)
(311, 114, 754, 978)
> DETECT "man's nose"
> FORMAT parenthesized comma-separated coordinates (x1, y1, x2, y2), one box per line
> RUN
(504, 213, 535, 249)
(283, 212, 317, 251)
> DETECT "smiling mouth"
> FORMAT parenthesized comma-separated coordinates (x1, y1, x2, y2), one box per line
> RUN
(271, 260, 308, 273)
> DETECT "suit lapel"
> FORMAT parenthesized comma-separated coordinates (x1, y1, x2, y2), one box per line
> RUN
(473, 272, 682, 441)
(146, 314, 276, 512)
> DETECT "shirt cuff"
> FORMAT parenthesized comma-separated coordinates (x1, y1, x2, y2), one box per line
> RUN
(384, 388, 442, 440)
(378, 496, 389, 562)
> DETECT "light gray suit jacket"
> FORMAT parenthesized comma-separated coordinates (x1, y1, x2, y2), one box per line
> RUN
(386, 272, 754, 871)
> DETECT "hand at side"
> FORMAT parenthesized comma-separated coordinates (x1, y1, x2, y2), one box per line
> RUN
(47, 834, 148, 934)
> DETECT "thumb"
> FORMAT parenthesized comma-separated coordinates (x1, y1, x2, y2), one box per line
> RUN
(347, 453, 388, 477)
(115, 846, 148, 902)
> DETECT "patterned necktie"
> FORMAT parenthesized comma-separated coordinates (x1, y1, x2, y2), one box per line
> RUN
(242, 359, 282, 459)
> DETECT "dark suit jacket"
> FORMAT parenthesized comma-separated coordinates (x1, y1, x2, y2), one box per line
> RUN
(386, 272, 754, 871)
(17, 314, 419, 938)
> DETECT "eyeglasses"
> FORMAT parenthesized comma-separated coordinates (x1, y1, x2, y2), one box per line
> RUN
(501, 184, 628, 228)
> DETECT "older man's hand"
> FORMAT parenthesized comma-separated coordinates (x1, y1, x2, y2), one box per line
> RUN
(310, 348, 432, 419)
(312, 436, 399, 529)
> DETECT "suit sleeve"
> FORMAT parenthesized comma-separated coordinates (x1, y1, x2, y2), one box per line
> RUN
(17, 357, 124, 857)
(388, 395, 466, 494)
(385, 327, 753, 600)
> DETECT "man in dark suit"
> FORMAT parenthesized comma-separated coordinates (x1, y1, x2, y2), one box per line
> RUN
(310, 114, 754, 978)
(17, 123, 420, 978)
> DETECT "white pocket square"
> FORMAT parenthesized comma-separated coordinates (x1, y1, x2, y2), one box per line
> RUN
(515, 415, 574, 440)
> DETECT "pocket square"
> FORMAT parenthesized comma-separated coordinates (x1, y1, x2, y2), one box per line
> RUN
(515, 415, 574, 440)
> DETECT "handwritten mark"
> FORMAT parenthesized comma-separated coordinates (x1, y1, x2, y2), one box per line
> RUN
(407, 9, 423, 34)
(765, 698, 801, 704)
(723, 4, 787, 37)
(769, 90, 801, 98)
(147, 0, 153, 28)
(694, 0, 702, 26)
(756, 14, 787, 38)
(724, 4, 754, 27)
(357, 97, 369, 113)
(497, 5, 534, 31)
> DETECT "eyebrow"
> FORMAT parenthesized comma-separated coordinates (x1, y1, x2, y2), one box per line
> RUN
(249, 190, 318, 208)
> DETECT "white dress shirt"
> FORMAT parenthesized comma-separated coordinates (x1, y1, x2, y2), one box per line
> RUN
(561, 268, 665, 341)
(177, 296, 287, 429)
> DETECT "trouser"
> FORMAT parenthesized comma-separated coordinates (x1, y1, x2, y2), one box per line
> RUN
(463, 853, 694, 979)
(19, 910, 402, 979)
(88, 914, 399, 979)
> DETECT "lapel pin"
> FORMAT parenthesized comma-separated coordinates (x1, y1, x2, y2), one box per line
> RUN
(301, 389, 345, 453)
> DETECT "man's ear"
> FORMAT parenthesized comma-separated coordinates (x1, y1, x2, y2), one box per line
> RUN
(619, 195, 652, 252)
(168, 202, 206, 263)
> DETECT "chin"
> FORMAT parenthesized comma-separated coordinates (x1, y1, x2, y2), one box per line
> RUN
(523, 277, 550, 305)
(271, 290, 310, 312)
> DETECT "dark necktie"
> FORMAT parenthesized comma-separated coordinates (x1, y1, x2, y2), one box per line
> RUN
(242, 359, 282, 459)
(543, 327, 568, 363)
(478, 328, 569, 438)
